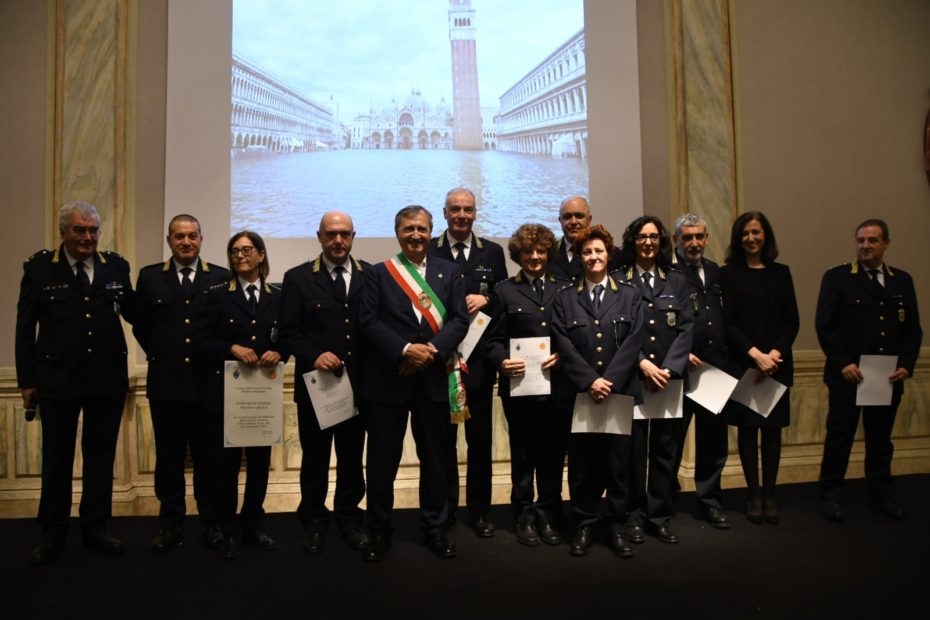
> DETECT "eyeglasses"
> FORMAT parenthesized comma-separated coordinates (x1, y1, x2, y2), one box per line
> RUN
(679, 233, 705, 242)
(71, 226, 100, 237)
(228, 246, 256, 257)
(633, 233, 660, 242)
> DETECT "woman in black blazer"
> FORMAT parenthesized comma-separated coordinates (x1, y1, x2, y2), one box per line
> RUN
(198, 231, 289, 559)
(486, 224, 564, 548)
(552, 225, 643, 559)
(720, 212, 799, 525)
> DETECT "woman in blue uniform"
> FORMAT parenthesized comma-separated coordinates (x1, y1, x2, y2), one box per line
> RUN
(198, 231, 289, 559)
(486, 224, 565, 547)
(613, 215, 693, 545)
(552, 225, 643, 559)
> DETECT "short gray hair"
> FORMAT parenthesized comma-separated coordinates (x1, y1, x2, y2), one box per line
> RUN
(673, 212, 707, 237)
(394, 205, 433, 232)
(444, 187, 475, 206)
(58, 201, 100, 233)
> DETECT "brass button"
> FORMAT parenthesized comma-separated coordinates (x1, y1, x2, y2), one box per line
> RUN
(648, 303, 654, 309)
(596, 333, 603, 339)
(87, 348, 93, 353)
(345, 318, 351, 324)
(184, 318, 191, 324)
(880, 332, 885, 337)
(539, 306, 545, 312)
(596, 360, 604, 367)
(596, 346, 603, 353)
(85, 313, 91, 319)
(250, 336, 257, 342)
(650, 336, 656, 342)
(185, 338, 191, 344)
(84, 296, 90, 302)
(649, 319, 655, 325)
(879, 316, 885, 321)
(229, 319, 234, 323)
(594, 320, 600, 326)
(185, 357, 191, 363)
(649, 353, 656, 359)
(707, 321, 712, 326)
(87, 331, 92, 336)
(879, 347, 884, 352)
(251, 320, 257, 325)
(541, 321, 547, 327)
(185, 299, 191, 305)
(346, 334, 352, 340)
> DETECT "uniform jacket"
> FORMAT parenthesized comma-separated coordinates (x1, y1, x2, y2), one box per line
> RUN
(546, 237, 583, 284)
(15, 246, 134, 399)
(133, 259, 230, 401)
(359, 255, 469, 405)
(614, 265, 694, 384)
(196, 278, 290, 411)
(428, 232, 507, 388)
(815, 261, 922, 391)
(551, 275, 644, 409)
(279, 254, 370, 409)
(671, 255, 729, 369)
(485, 271, 565, 401)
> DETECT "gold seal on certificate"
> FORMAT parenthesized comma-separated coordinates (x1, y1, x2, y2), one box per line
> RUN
(223, 361, 284, 447)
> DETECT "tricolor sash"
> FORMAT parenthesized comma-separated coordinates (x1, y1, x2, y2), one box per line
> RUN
(386, 254, 470, 423)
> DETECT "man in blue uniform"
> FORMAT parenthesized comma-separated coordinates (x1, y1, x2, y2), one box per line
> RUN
(133, 214, 229, 551)
(16, 201, 135, 565)
(816, 219, 922, 521)
(280, 211, 370, 555)
(428, 188, 507, 538)
(671, 213, 731, 529)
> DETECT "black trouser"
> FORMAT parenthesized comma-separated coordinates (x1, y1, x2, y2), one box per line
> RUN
(296, 401, 366, 534)
(674, 398, 729, 511)
(443, 381, 493, 519)
(568, 428, 631, 532)
(502, 397, 569, 526)
(149, 400, 215, 528)
(819, 386, 901, 503)
(365, 397, 450, 534)
(216, 446, 271, 535)
(37, 395, 125, 538)
(629, 418, 681, 526)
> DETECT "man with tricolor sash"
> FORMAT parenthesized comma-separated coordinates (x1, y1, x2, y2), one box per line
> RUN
(359, 206, 470, 561)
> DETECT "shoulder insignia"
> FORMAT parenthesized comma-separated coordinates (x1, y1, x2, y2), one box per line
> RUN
(203, 261, 212, 272)
(473, 234, 483, 250)
(657, 266, 667, 280)
(886, 265, 896, 277)
(849, 261, 858, 274)
(351, 256, 364, 272)
(608, 276, 619, 292)
(161, 259, 172, 272)
(575, 278, 585, 293)
(514, 271, 525, 284)
(26, 249, 51, 264)
(312, 255, 322, 273)
(435, 233, 446, 248)
(227, 279, 237, 292)
(52, 248, 61, 263)
(264, 281, 275, 294)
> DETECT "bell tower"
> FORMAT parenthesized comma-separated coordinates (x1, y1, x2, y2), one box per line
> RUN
(448, 0, 483, 150)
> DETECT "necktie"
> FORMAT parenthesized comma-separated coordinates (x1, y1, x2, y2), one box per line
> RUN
(454, 242, 467, 270)
(246, 284, 258, 316)
(642, 271, 652, 291)
(593, 283, 604, 312)
(180, 267, 194, 297)
(533, 278, 544, 302)
(75, 261, 90, 291)
(333, 265, 347, 299)
(689, 263, 703, 286)
(867, 268, 883, 290)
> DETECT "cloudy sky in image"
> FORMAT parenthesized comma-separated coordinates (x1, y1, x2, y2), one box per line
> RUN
(233, 0, 584, 119)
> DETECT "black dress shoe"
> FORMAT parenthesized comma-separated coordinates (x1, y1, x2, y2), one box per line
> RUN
(424, 529, 457, 558)
(471, 515, 495, 538)
(650, 522, 679, 544)
(242, 529, 276, 550)
(746, 499, 763, 525)
(704, 507, 731, 530)
(762, 499, 780, 525)
(202, 525, 223, 549)
(363, 532, 391, 562)
(342, 528, 369, 551)
(218, 534, 239, 560)
(151, 527, 183, 552)
(83, 530, 125, 556)
(538, 523, 562, 546)
(516, 522, 540, 547)
(569, 527, 593, 557)
(30, 537, 65, 566)
(874, 499, 905, 520)
(821, 499, 844, 522)
(303, 531, 324, 555)
(625, 522, 645, 544)
(604, 531, 634, 559)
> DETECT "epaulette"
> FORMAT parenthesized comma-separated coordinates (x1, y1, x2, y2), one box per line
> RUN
(264, 281, 277, 294)
(25, 249, 51, 264)
(617, 279, 637, 288)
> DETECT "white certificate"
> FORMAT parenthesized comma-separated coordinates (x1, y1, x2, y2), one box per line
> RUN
(571, 393, 634, 435)
(686, 363, 739, 414)
(223, 361, 284, 447)
(856, 355, 898, 406)
(730, 369, 787, 418)
(509, 336, 551, 397)
(457, 311, 491, 363)
(634, 379, 684, 419)
(303, 369, 357, 430)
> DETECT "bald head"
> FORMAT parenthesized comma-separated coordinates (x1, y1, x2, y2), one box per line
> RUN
(317, 211, 356, 264)
(558, 196, 592, 243)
